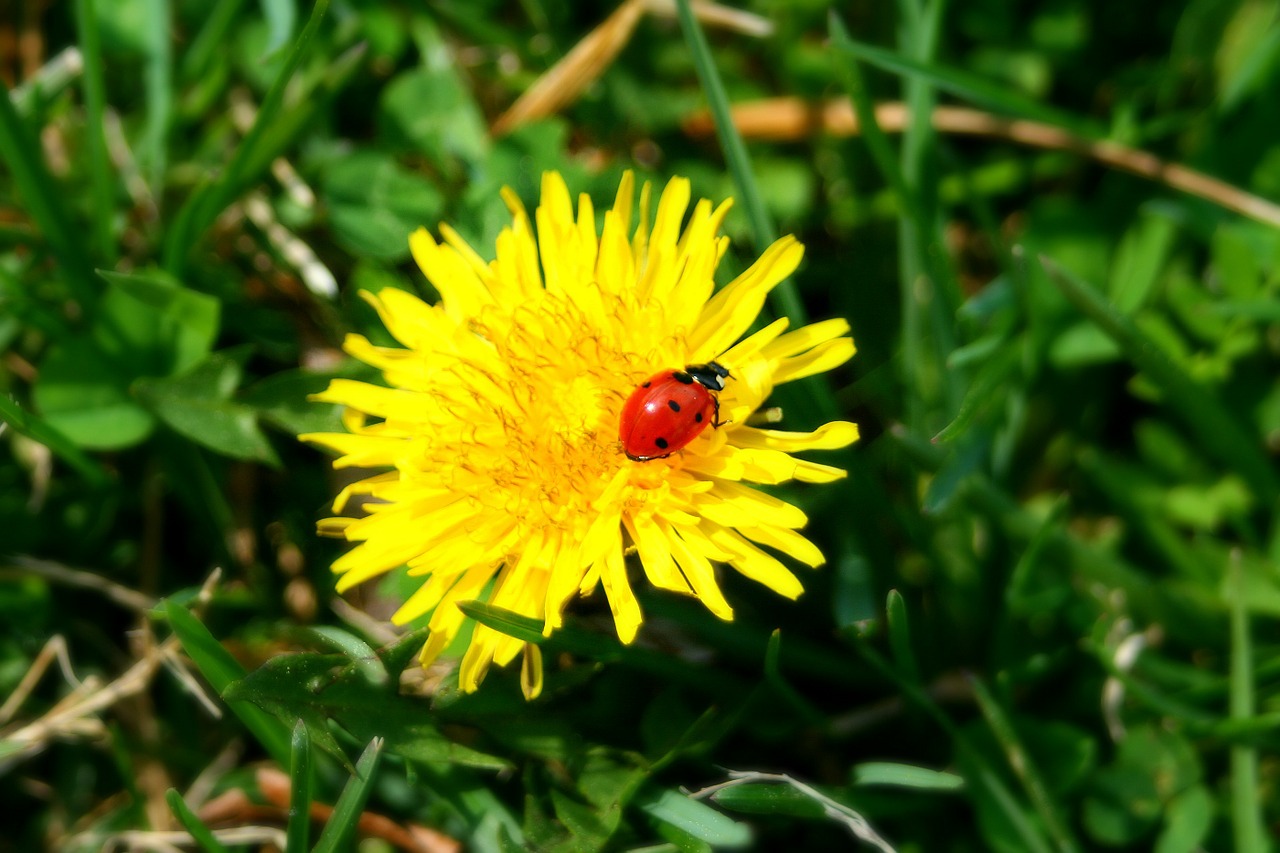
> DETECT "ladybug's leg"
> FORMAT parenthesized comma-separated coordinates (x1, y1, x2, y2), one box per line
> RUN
(710, 396, 727, 429)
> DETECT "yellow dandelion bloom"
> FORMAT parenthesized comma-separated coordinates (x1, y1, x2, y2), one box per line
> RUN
(302, 172, 858, 699)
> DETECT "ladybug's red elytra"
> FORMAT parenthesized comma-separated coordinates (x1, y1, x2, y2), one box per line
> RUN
(618, 362, 730, 462)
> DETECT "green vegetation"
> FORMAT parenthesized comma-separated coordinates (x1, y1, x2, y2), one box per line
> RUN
(3, 0, 1279, 849)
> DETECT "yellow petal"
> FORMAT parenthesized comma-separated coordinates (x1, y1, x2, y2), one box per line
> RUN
(732, 421, 860, 453)
(686, 236, 805, 361)
(663, 520, 734, 620)
(699, 481, 809, 529)
(706, 526, 805, 599)
(599, 527, 642, 643)
(761, 318, 851, 358)
(624, 513, 693, 594)
(717, 316, 790, 367)
(408, 229, 493, 321)
(772, 338, 857, 384)
(738, 525, 826, 568)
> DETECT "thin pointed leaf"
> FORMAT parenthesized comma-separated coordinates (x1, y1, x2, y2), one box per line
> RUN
(312, 738, 384, 853)
(0, 81, 96, 303)
(1039, 254, 1279, 505)
(673, 0, 805, 326)
(831, 35, 1102, 136)
(286, 721, 313, 853)
(142, 0, 172, 199)
(74, 0, 115, 263)
(163, 0, 329, 273)
(0, 395, 111, 486)
(971, 677, 1080, 852)
(1228, 556, 1266, 851)
(163, 599, 291, 767)
(885, 590, 920, 685)
(165, 789, 231, 853)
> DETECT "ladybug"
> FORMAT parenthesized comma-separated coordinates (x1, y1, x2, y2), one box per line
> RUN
(619, 362, 730, 462)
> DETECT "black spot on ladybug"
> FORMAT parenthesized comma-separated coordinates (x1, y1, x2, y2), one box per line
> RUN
(655, 437, 669, 449)
(695, 412, 703, 423)
(667, 400, 681, 412)
(641, 381, 651, 388)
(673, 372, 694, 384)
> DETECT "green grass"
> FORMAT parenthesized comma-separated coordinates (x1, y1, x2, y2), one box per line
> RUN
(2, 1, 1279, 850)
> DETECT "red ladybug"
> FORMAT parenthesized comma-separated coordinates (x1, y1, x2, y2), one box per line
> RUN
(619, 362, 730, 462)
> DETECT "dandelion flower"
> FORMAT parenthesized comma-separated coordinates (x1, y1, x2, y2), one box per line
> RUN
(303, 172, 858, 699)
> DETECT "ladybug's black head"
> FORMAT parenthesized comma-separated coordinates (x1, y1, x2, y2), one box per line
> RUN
(684, 361, 730, 392)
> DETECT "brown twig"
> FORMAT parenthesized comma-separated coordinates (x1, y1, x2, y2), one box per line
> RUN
(1, 555, 157, 613)
(682, 98, 1280, 229)
(0, 634, 80, 725)
(491, 0, 773, 137)
(0, 570, 221, 772)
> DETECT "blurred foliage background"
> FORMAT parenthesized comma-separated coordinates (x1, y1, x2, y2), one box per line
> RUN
(2, 0, 1280, 850)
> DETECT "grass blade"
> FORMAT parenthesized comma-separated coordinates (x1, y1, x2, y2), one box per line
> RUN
(142, 0, 173, 201)
(0, 395, 110, 486)
(0, 81, 97, 303)
(673, 0, 805, 325)
(970, 677, 1079, 852)
(831, 36, 1101, 136)
(165, 789, 231, 853)
(163, 0, 329, 274)
(885, 590, 920, 685)
(163, 599, 291, 767)
(181, 0, 249, 83)
(831, 13, 962, 426)
(1039, 253, 1280, 506)
(74, 0, 115, 263)
(286, 720, 314, 853)
(312, 737, 384, 853)
(846, 633, 1054, 853)
(1229, 554, 1266, 852)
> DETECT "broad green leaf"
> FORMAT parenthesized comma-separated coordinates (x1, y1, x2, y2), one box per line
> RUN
(1109, 213, 1176, 313)
(1048, 322, 1121, 367)
(1155, 785, 1214, 853)
(258, 0, 296, 55)
(323, 151, 444, 260)
(638, 788, 752, 849)
(33, 337, 155, 450)
(223, 650, 509, 770)
(134, 353, 280, 465)
(95, 271, 220, 374)
(852, 762, 965, 791)
(379, 66, 489, 168)
(1210, 224, 1263, 301)
(241, 367, 349, 435)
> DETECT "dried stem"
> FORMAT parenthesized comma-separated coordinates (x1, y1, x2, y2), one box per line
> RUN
(682, 98, 1280, 229)
(491, 0, 772, 137)
(689, 770, 897, 852)
(2, 555, 156, 613)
